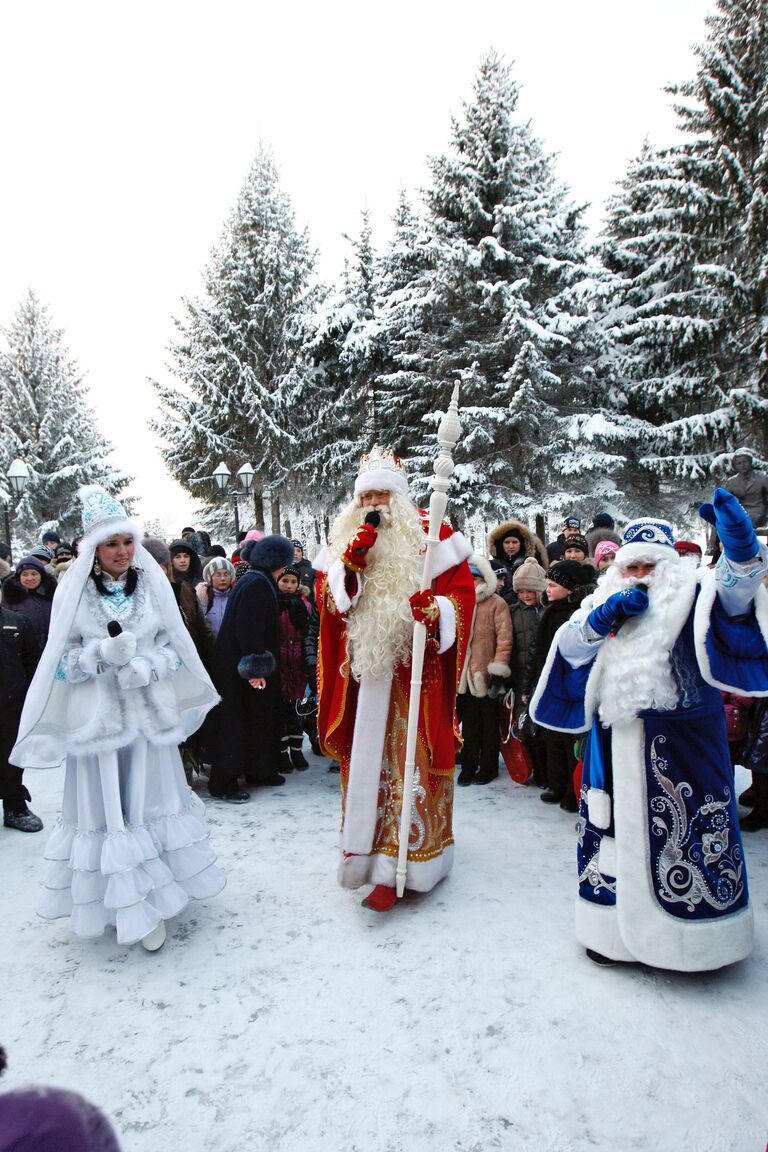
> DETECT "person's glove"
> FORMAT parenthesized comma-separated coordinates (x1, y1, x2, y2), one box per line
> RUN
(341, 523, 378, 571)
(100, 631, 137, 666)
(487, 674, 507, 700)
(117, 656, 153, 690)
(409, 590, 440, 630)
(699, 487, 758, 562)
(586, 587, 649, 637)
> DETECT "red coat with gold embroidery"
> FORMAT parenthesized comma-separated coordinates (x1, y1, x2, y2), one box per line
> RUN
(316, 521, 474, 775)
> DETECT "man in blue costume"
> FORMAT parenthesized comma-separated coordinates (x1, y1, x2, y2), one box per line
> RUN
(531, 489, 768, 970)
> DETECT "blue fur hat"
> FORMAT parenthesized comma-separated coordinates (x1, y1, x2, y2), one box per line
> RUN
(240, 534, 295, 570)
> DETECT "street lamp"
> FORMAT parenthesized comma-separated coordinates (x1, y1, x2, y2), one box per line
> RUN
(3, 458, 30, 546)
(212, 460, 255, 537)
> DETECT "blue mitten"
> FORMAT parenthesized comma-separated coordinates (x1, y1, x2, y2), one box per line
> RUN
(699, 487, 758, 562)
(586, 587, 650, 637)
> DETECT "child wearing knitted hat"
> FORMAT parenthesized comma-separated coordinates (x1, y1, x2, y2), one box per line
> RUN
(509, 557, 548, 784)
(593, 540, 619, 570)
(523, 561, 596, 810)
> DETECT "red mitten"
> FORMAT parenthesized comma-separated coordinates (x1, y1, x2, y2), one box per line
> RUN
(342, 523, 378, 571)
(409, 589, 440, 629)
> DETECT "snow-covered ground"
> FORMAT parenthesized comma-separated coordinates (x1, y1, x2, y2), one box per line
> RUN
(3, 756, 768, 1152)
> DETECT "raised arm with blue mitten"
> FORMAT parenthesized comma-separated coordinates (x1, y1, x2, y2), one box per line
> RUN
(699, 487, 759, 563)
(586, 586, 650, 637)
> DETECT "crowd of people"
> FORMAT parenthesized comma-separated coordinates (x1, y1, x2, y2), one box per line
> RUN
(1, 447, 768, 974)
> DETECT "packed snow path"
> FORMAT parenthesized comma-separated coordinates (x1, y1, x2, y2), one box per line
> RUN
(4, 755, 768, 1152)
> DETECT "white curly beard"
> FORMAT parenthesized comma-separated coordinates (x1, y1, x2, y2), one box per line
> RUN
(329, 493, 425, 680)
(591, 555, 697, 728)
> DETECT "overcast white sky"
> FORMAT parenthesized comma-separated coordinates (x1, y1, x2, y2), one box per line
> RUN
(0, 0, 712, 535)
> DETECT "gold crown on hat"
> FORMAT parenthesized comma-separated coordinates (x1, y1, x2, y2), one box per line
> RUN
(358, 445, 407, 478)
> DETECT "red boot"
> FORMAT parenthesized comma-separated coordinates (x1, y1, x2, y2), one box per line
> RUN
(361, 884, 397, 912)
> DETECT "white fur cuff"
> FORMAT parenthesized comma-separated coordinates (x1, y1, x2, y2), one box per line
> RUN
(436, 595, 456, 654)
(77, 638, 104, 676)
(587, 787, 612, 830)
(597, 835, 617, 878)
(488, 661, 511, 678)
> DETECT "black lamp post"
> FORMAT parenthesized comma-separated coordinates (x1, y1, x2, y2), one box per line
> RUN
(3, 459, 30, 547)
(213, 460, 255, 538)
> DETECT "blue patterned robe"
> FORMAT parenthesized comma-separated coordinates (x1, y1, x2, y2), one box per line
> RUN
(531, 554, 768, 970)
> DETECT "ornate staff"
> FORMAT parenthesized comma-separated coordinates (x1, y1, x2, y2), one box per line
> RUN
(396, 384, 462, 898)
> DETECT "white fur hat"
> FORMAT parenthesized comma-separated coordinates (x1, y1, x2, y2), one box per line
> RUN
(614, 517, 677, 568)
(354, 446, 409, 498)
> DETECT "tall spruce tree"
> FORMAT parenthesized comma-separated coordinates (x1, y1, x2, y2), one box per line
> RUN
(598, 0, 768, 516)
(152, 145, 317, 531)
(298, 211, 386, 513)
(0, 290, 128, 548)
(375, 53, 615, 522)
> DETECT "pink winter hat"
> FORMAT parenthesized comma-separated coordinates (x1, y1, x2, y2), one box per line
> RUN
(594, 540, 619, 565)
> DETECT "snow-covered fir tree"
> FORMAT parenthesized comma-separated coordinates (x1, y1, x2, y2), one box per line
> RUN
(0, 290, 129, 548)
(152, 145, 317, 532)
(598, 0, 768, 516)
(375, 52, 616, 523)
(297, 211, 386, 513)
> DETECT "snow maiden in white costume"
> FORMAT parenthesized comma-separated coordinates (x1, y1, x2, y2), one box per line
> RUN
(11, 486, 225, 951)
(531, 489, 768, 971)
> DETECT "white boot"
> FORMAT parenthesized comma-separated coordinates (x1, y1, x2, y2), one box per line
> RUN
(141, 920, 166, 952)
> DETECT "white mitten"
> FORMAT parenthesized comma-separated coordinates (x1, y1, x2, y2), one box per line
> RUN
(117, 656, 153, 689)
(101, 631, 137, 666)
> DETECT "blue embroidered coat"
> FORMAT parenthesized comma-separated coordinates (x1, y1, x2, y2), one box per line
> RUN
(530, 555, 768, 971)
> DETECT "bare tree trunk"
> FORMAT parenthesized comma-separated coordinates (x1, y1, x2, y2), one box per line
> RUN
(251, 489, 265, 533)
(535, 513, 546, 544)
(283, 515, 292, 538)
(271, 491, 281, 534)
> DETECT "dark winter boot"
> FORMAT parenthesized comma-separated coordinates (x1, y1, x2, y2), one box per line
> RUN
(290, 737, 309, 770)
(280, 745, 294, 774)
(361, 885, 397, 912)
(739, 781, 755, 807)
(457, 768, 476, 786)
(3, 804, 43, 833)
(740, 773, 768, 831)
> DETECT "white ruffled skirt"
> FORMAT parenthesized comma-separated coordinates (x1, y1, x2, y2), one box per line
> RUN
(39, 737, 225, 945)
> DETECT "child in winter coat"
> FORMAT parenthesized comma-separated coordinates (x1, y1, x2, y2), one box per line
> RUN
(276, 565, 312, 772)
(509, 557, 547, 785)
(196, 558, 236, 638)
(524, 560, 596, 811)
(457, 555, 512, 786)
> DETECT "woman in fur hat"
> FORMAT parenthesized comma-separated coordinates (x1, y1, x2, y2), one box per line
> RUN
(207, 533, 295, 801)
(10, 487, 225, 952)
(457, 555, 512, 786)
(487, 519, 548, 606)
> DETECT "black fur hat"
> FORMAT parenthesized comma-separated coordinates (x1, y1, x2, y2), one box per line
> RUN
(240, 534, 294, 570)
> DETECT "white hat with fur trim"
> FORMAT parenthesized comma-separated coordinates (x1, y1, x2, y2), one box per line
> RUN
(353, 446, 409, 498)
(614, 518, 678, 568)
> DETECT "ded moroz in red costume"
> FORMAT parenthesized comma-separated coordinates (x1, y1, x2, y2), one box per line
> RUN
(314, 448, 474, 904)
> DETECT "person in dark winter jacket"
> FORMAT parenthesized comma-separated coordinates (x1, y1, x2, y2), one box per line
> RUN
(0, 543, 13, 585)
(1, 556, 57, 651)
(276, 565, 312, 772)
(546, 516, 582, 563)
(169, 539, 204, 586)
(207, 534, 295, 802)
(196, 557, 235, 638)
(738, 697, 768, 831)
(524, 560, 596, 810)
(291, 539, 316, 596)
(0, 606, 42, 833)
(509, 557, 547, 785)
(186, 530, 213, 564)
(487, 519, 548, 605)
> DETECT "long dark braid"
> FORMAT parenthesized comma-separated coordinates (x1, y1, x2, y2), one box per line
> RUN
(90, 566, 138, 597)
